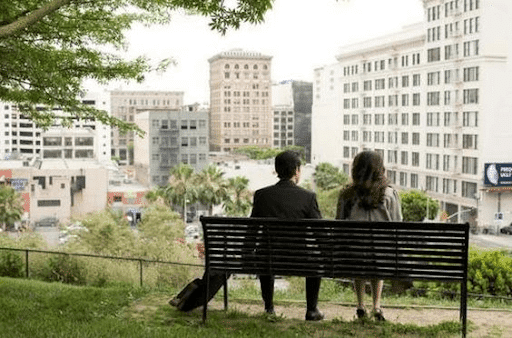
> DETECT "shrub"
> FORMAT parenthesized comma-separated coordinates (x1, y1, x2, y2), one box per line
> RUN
(413, 249, 512, 297)
(0, 251, 24, 277)
(41, 254, 86, 285)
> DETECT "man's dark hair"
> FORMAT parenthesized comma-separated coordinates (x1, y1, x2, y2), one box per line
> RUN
(275, 150, 302, 180)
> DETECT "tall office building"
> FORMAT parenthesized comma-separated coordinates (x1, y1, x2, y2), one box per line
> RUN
(273, 80, 313, 161)
(208, 49, 273, 152)
(133, 104, 209, 187)
(313, 0, 512, 227)
(110, 91, 184, 165)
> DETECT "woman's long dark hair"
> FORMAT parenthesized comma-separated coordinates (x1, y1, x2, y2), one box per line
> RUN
(340, 151, 389, 210)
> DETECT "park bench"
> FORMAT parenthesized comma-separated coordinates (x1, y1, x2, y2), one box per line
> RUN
(200, 216, 470, 337)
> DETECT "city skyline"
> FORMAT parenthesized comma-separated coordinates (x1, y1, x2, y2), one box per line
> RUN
(86, 0, 424, 104)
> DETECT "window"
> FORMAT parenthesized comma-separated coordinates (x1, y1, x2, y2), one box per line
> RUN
(374, 114, 385, 125)
(427, 112, 440, 126)
(343, 130, 350, 141)
(402, 94, 409, 106)
(375, 78, 385, 90)
(363, 97, 372, 108)
(43, 137, 62, 146)
(375, 96, 385, 108)
(388, 150, 398, 164)
(387, 170, 396, 184)
(427, 72, 440, 86)
(401, 151, 408, 165)
(463, 134, 478, 149)
(463, 67, 479, 82)
(402, 76, 409, 87)
(412, 113, 420, 126)
(463, 89, 479, 104)
(413, 74, 421, 86)
(427, 48, 441, 62)
(412, 93, 421, 106)
(411, 173, 419, 188)
(181, 137, 188, 146)
(401, 132, 409, 144)
(426, 133, 440, 147)
(462, 181, 477, 198)
(38, 200, 61, 207)
(444, 91, 451, 105)
(412, 133, 420, 145)
(462, 157, 478, 174)
(426, 176, 439, 192)
(400, 172, 408, 187)
(363, 80, 372, 91)
(463, 111, 478, 126)
(401, 113, 409, 126)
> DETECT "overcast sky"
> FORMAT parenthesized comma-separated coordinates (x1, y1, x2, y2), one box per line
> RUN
(94, 0, 425, 104)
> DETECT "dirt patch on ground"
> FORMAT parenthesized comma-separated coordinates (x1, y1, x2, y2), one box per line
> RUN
(202, 299, 511, 338)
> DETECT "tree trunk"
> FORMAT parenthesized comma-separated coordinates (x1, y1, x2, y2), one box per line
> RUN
(0, 0, 72, 38)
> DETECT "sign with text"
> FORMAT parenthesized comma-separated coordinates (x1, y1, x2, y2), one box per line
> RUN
(484, 163, 512, 186)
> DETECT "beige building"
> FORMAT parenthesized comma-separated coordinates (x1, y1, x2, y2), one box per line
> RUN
(0, 159, 108, 226)
(208, 49, 273, 152)
(110, 91, 184, 165)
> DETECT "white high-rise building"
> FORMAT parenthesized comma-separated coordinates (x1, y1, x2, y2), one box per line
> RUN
(0, 91, 111, 164)
(313, 0, 512, 228)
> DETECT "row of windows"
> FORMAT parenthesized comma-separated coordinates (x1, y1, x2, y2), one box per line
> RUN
(343, 89, 478, 109)
(428, 0, 479, 22)
(342, 52, 421, 77)
(343, 111, 478, 127)
(343, 129, 478, 149)
(127, 99, 180, 106)
(43, 137, 93, 147)
(224, 72, 266, 80)
(224, 91, 269, 97)
(152, 153, 206, 163)
(343, 68, 476, 94)
(151, 119, 206, 129)
(427, 17, 479, 43)
(224, 63, 268, 70)
(151, 136, 207, 147)
(223, 99, 267, 105)
(428, 40, 479, 62)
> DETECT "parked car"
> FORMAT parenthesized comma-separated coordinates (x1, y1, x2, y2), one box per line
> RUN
(500, 224, 512, 235)
(35, 217, 59, 227)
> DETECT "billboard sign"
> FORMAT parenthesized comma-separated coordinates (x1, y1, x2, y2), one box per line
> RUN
(484, 163, 512, 186)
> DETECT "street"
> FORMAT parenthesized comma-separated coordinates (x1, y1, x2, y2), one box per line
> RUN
(469, 233, 512, 249)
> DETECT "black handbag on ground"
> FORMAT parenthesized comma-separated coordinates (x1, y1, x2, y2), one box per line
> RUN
(169, 273, 228, 312)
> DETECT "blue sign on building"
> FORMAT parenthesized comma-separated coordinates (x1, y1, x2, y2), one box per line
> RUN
(484, 163, 512, 186)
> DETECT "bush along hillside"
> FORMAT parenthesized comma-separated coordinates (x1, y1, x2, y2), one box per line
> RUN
(0, 205, 203, 289)
(414, 248, 512, 298)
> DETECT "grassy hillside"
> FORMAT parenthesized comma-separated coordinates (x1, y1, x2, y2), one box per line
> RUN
(0, 277, 464, 338)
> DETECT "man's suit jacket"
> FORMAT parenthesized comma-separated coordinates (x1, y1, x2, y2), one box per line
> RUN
(250, 180, 321, 219)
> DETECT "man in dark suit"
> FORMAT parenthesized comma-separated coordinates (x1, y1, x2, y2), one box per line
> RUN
(250, 150, 324, 321)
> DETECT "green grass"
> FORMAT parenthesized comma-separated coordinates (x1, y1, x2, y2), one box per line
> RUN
(0, 277, 465, 338)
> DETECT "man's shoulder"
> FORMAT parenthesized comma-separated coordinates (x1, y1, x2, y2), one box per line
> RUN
(255, 182, 315, 196)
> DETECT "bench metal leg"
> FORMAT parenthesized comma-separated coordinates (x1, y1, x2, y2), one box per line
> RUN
(223, 273, 229, 310)
(460, 280, 467, 338)
(202, 272, 210, 324)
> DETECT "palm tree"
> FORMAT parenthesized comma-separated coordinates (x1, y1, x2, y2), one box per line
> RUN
(164, 163, 198, 220)
(0, 184, 24, 231)
(223, 176, 253, 217)
(196, 164, 228, 216)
